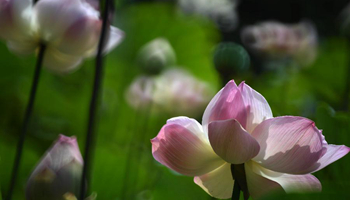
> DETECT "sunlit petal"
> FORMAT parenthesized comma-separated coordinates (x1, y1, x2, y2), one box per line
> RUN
(252, 116, 324, 174)
(194, 163, 233, 199)
(152, 117, 224, 176)
(255, 163, 321, 193)
(238, 82, 273, 133)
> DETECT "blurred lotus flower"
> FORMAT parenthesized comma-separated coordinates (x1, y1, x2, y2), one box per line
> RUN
(0, 0, 124, 73)
(137, 38, 176, 74)
(178, 0, 239, 31)
(26, 134, 83, 200)
(241, 21, 318, 66)
(126, 68, 214, 117)
(151, 80, 350, 199)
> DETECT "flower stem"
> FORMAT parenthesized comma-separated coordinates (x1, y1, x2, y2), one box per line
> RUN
(79, 0, 111, 199)
(230, 164, 241, 200)
(5, 44, 46, 200)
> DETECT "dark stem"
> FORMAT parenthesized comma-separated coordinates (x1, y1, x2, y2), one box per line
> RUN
(231, 164, 250, 200)
(79, 0, 111, 199)
(5, 44, 46, 200)
(231, 164, 241, 200)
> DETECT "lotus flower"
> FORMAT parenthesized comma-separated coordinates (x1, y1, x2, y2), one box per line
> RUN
(178, 0, 239, 31)
(241, 21, 317, 66)
(26, 135, 83, 200)
(126, 68, 214, 117)
(151, 80, 350, 199)
(0, 0, 124, 73)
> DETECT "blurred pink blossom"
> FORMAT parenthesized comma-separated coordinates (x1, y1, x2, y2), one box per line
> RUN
(151, 80, 349, 199)
(178, 0, 239, 31)
(241, 21, 318, 66)
(126, 68, 214, 117)
(0, 0, 124, 73)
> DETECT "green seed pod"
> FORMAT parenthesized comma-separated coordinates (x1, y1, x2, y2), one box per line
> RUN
(137, 38, 176, 75)
(213, 42, 250, 76)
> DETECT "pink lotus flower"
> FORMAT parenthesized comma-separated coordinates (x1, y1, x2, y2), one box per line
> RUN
(0, 0, 124, 73)
(151, 80, 350, 199)
(241, 21, 317, 66)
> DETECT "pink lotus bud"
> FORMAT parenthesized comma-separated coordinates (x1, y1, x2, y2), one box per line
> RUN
(26, 134, 83, 200)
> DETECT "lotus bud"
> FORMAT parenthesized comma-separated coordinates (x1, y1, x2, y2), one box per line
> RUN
(137, 38, 176, 74)
(213, 42, 250, 79)
(26, 134, 84, 200)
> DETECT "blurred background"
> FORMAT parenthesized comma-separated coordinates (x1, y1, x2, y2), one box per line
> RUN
(1, 0, 350, 199)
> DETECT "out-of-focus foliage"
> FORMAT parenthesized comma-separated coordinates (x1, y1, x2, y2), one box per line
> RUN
(0, 1, 349, 200)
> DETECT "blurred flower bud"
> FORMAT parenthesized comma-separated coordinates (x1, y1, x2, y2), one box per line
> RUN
(213, 42, 250, 77)
(125, 68, 214, 117)
(137, 38, 176, 74)
(178, 0, 239, 31)
(241, 21, 318, 66)
(0, 0, 124, 73)
(26, 134, 83, 200)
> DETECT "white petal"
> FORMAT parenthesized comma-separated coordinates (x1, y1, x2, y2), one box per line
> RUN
(249, 162, 321, 193)
(194, 163, 233, 199)
(103, 26, 124, 54)
(43, 47, 83, 73)
(0, 0, 34, 41)
(245, 161, 283, 199)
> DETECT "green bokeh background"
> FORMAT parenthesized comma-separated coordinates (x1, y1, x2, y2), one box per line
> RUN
(1, 2, 350, 200)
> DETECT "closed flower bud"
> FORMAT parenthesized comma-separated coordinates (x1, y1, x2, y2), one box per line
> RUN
(26, 134, 83, 200)
(137, 38, 176, 74)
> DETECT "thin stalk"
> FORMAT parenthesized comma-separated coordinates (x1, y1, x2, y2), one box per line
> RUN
(6, 44, 46, 200)
(230, 164, 241, 200)
(79, 0, 111, 199)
